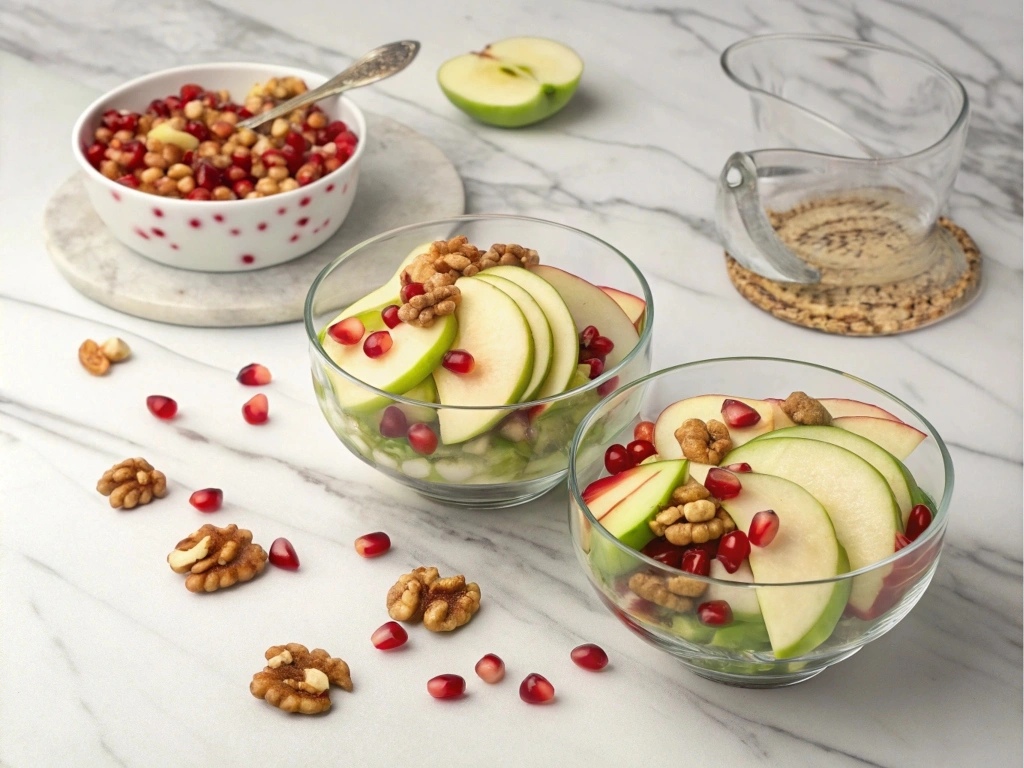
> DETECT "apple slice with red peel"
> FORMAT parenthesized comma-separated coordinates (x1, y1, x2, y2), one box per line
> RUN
(584, 459, 689, 550)
(599, 286, 646, 331)
(765, 398, 795, 429)
(833, 416, 926, 460)
(818, 398, 904, 423)
(654, 395, 774, 461)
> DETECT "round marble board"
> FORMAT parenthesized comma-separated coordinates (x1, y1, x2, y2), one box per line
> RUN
(43, 112, 465, 327)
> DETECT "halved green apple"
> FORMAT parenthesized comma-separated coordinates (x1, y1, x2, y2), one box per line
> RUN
(599, 286, 646, 331)
(833, 416, 926, 460)
(338, 242, 432, 320)
(433, 277, 534, 444)
(438, 37, 583, 128)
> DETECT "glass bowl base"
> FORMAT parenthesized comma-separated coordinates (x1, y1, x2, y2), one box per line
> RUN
(402, 472, 566, 509)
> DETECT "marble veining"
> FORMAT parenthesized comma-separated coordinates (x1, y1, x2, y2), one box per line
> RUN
(0, 0, 1021, 765)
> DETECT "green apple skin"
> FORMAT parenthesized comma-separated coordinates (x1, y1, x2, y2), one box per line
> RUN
(671, 613, 715, 644)
(711, 620, 771, 651)
(438, 76, 580, 128)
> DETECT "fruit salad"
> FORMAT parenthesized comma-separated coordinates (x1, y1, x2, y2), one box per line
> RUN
(313, 236, 648, 495)
(576, 390, 942, 672)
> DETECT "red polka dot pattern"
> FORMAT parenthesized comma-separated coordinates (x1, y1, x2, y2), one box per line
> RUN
(153, 207, 164, 217)
(151, 228, 165, 237)
(241, 254, 255, 264)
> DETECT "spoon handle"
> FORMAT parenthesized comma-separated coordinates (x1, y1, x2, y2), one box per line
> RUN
(237, 40, 420, 131)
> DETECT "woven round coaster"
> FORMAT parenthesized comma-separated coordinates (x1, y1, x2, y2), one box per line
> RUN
(725, 215, 982, 336)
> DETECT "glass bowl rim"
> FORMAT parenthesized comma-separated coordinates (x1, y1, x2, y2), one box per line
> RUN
(567, 356, 954, 588)
(304, 213, 654, 411)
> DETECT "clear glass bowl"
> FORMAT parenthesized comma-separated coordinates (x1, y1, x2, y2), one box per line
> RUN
(305, 215, 653, 508)
(568, 358, 952, 687)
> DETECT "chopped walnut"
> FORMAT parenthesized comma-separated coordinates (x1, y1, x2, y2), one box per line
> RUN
(167, 523, 267, 593)
(250, 643, 352, 715)
(386, 567, 481, 632)
(478, 242, 540, 270)
(781, 391, 832, 426)
(670, 479, 711, 506)
(79, 339, 110, 376)
(96, 457, 167, 509)
(628, 572, 693, 612)
(665, 508, 737, 547)
(397, 284, 461, 328)
(674, 418, 732, 464)
(665, 573, 708, 598)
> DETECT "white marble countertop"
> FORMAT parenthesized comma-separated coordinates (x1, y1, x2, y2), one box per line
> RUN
(1, 1, 1021, 766)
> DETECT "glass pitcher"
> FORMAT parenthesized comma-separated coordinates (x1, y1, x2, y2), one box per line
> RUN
(716, 34, 970, 287)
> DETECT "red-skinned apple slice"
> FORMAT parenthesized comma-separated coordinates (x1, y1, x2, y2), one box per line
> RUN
(833, 416, 926, 460)
(654, 395, 774, 463)
(599, 286, 646, 331)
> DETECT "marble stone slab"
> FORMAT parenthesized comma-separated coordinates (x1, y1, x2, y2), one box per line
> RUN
(43, 112, 464, 327)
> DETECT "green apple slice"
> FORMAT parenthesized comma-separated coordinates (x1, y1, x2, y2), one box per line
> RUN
(395, 376, 439, 423)
(719, 473, 850, 658)
(433, 277, 534, 444)
(437, 37, 583, 128)
(323, 310, 457, 412)
(530, 265, 639, 368)
(833, 416, 926, 460)
(338, 242, 432, 320)
(706, 559, 761, 619)
(587, 459, 689, 550)
(724, 437, 898, 615)
(475, 273, 553, 401)
(482, 265, 578, 397)
(755, 425, 916, 526)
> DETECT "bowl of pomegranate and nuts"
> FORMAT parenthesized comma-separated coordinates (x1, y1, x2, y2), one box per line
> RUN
(71, 63, 366, 271)
(568, 358, 952, 686)
(305, 215, 654, 508)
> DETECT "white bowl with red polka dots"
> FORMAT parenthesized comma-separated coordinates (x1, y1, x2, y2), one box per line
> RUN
(71, 62, 366, 272)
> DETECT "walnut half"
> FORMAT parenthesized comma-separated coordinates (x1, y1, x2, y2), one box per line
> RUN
(674, 418, 732, 464)
(96, 457, 167, 509)
(167, 523, 267, 593)
(780, 391, 832, 426)
(386, 567, 481, 632)
(250, 643, 352, 715)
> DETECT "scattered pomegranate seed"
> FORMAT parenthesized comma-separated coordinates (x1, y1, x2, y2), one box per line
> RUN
(895, 532, 912, 551)
(236, 363, 272, 386)
(519, 673, 555, 704)
(242, 393, 269, 425)
(381, 304, 401, 329)
(697, 600, 733, 626)
(717, 531, 751, 573)
(327, 316, 365, 345)
(626, 439, 657, 464)
(748, 510, 779, 547)
(407, 423, 438, 455)
(704, 467, 742, 499)
(378, 406, 408, 438)
(681, 546, 711, 576)
(721, 398, 762, 428)
(146, 395, 178, 420)
(400, 282, 426, 303)
(475, 653, 505, 683)
(571, 644, 609, 671)
(641, 538, 685, 568)
(604, 444, 634, 474)
(427, 674, 465, 699)
(597, 376, 620, 397)
(723, 462, 752, 473)
(363, 330, 393, 359)
(584, 357, 605, 379)
(354, 531, 391, 558)
(269, 537, 300, 570)
(371, 621, 408, 650)
(589, 336, 615, 357)
(633, 421, 656, 443)
(442, 349, 475, 374)
(905, 504, 933, 541)
(189, 488, 223, 513)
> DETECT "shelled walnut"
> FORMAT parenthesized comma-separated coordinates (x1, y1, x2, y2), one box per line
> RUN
(96, 457, 167, 509)
(780, 391, 832, 426)
(250, 643, 352, 715)
(628, 572, 693, 612)
(663, 508, 737, 547)
(167, 523, 267, 592)
(386, 566, 481, 632)
(674, 418, 732, 464)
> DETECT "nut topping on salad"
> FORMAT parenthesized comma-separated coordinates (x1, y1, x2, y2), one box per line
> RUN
(628, 572, 694, 612)
(780, 391, 832, 426)
(661, 508, 736, 547)
(674, 418, 732, 464)
(386, 566, 481, 632)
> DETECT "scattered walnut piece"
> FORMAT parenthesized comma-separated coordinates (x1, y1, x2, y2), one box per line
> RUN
(250, 643, 352, 715)
(78, 340, 110, 376)
(100, 337, 131, 362)
(781, 391, 832, 426)
(674, 418, 732, 464)
(96, 457, 167, 509)
(167, 523, 267, 593)
(628, 572, 693, 612)
(665, 508, 736, 547)
(386, 566, 481, 632)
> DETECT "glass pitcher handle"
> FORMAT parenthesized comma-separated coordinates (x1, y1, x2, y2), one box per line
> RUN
(715, 152, 820, 284)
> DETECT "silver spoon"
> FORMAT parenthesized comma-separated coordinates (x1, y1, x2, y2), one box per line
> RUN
(237, 40, 420, 131)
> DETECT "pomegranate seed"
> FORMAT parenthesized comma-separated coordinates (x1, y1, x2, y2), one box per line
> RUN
(236, 363, 272, 386)
(116, 174, 140, 189)
(721, 398, 762, 428)
(188, 488, 223, 513)
(165, 95, 183, 112)
(585, 357, 605, 379)
(147, 99, 170, 117)
(282, 144, 305, 175)
(427, 674, 465, 699)
(179, 83, 203, 103)
(327, 316, 365, 345)
(187, 188, 211, 200)
(85, 141, 106, 169)
(120, 140, 146, 171)
(475, 654, 505, 683)
(117, 112, 139, 133)
(381, 305, 401, 329)
(641, 538, 685, 568)
(242, 393, 269, 425)
(697, 600, 733, 626)
(626, 439, 657, 464)
(604, 444, 634, 474)
(407, 423, 438, 455)
(233, 180, 254, 198)
(231, 150, 252, 172)
(354, 531, 391, 558)
(579, 347, 604, 364)
(724, 462, 752, 473)
(195, 162, 220, 191)
(580, 326, 599, 347)
(363, 330, 393, 359)
(400, 282, 426, 303)
(749, 510, 779, 547)
(717, 531, 751, 574)
(379, 406, 408, 438)
(519, 673, 555, 704)
(905, 504, 933, 541)
(324, 120, 349, 141)
(183, 120, 209, 143)
(633, 421, 656, 443)
(101, 109, 122, 130)
(269, 538, 299, 570)
(442, 349, 475, 374)
(371, 621, 408, 650)
(146, 395, 177, 419)
(597, 376, 620, 397)
(681, 546, 711, 576)
(704, 467, 742, 500)
(590, 336, 615, 357)
(284, 130, 307, 153)
(895, 532, 912, 551)
(571, 644, 609, 671)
